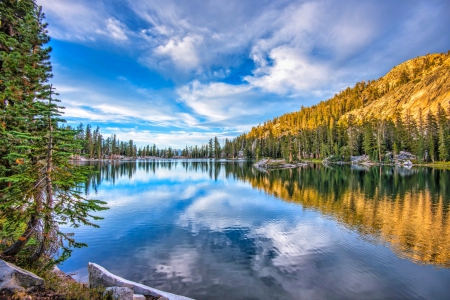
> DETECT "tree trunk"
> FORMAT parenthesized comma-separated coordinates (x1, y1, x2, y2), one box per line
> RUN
(2, 214, 38, 256)
(32, 93, 55, 261)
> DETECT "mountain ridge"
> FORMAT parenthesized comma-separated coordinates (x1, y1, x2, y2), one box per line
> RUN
(246, 51, 450, 139)
(346, 52, 450, 121)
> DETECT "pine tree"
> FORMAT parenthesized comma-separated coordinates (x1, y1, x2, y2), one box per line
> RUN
(0, 1, 107, 262)
(208, 138, 213, 158)
(362, 118, 375, 158)
(214, 136, 221, 158)
(417, 108, 426, 162)
(426, 111, 438, 162)
(437, 104, 449, 162)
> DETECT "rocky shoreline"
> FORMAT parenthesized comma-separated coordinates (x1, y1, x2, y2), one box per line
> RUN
(88, 263, 193, 300)
(0, 259, 193, 300)
(322, 151, 417, 167)
(254, 159, 309, 170)
(70, 156, 249, 162)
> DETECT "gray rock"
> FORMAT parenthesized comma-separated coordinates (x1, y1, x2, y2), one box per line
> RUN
(397, 151, 416, 161)
(403, 160, 413, 167)
(89, 262, 194, 300)
(133, 294, 146, 300)
(350, 154, 371, 164)
(254, 158, 269, 167)
(104, 286, 134, 300)
(0, 259, 44, 292)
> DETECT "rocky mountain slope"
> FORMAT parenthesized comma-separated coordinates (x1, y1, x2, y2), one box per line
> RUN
(347, 52, 450, 121)
(246, 51, 450, 139)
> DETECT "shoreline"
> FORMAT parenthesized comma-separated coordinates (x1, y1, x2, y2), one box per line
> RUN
(69, 157, 251, 162)
(319, 160, 450, 168)
(69, 157, 450, 169)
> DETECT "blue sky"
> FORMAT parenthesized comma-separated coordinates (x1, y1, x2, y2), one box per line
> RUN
(37, 0, 450, 148)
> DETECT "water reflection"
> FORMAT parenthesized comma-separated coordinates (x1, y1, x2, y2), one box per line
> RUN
(83, 161, 450, 268)
(63, 160, 450, 300)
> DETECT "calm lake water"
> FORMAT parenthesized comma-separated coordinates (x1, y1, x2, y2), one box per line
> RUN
(61, 160, 450, 300)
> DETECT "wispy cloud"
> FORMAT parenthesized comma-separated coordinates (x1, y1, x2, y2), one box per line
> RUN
(39, 0, 450, 147)
(154, 34, 203, 69)
(100, 128, 238, 148)
(38, 0, 129, 43)
(177, 81, 253, 122)
(245, 47, 329, 94)
(102, 18, 129, 41)
(56, 85, 185, 127)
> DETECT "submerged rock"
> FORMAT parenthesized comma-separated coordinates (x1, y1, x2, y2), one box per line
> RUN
(0, 259, 44, 292)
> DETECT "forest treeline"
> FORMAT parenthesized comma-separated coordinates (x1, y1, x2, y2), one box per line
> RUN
(222, 103, 450, 163)
(218, 52, 450, 163)
(71, 124, 223, 159)
(74, 52, 450, 163)
(76, 98, 450, 163)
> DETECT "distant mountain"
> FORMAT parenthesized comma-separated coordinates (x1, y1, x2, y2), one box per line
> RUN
(246, 51, 450, 139)
(346, 52, 450, 121)
(220, 51, 450, 162)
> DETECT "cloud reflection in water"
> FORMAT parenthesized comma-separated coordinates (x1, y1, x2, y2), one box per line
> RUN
(62, 161, 450, 300)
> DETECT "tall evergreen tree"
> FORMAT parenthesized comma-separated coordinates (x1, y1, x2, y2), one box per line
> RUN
(437, 104, 449, 162)
(0, 0, 107, 262)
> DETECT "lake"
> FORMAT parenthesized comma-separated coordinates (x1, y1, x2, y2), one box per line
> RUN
(61, 160, 450, 300)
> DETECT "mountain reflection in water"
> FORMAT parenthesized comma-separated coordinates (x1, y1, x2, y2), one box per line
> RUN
(83, 160, 450, 268)
(64, 160, 450, 300)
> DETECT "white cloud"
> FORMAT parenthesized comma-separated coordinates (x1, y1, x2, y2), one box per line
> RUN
(245, 47, 329, 94)
(131, 0, 382, 92)
(38, 0, 129, 42)
(40, 0, 450, 147)
(55, 84, 187, 127)
(105, 128, 237, 149)
(154, 34, 203, 69)
(241, 1, 380, 94)
(104, 18, 129, 41)
(177, 81, 252, 121)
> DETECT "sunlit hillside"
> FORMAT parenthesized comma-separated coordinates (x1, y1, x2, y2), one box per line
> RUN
(247, 52, 450, 138)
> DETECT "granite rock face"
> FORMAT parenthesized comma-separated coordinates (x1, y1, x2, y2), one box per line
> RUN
(0, 259, 44, 292)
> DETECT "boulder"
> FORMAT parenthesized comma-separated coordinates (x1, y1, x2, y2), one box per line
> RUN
(89, 262, 194, 300)
(396, 151, 416, 161)
(104, 286, 134, 300)
(395, 151, 416, 166)
(51, 265, 76, 282)
(133, 294, 146, 300)
(0, 259, 44, 292)
(402, 160, 413, 168)
(350, 154, 371, 164)
(254, 158, 270, 167)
